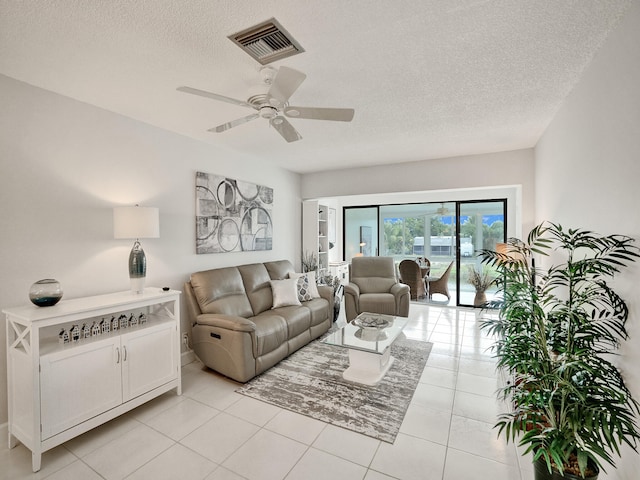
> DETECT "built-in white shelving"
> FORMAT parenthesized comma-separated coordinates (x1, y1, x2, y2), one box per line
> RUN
(303, 200, 329, 274)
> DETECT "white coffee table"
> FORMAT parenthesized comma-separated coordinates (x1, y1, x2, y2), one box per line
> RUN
(322, 313, 408, 385)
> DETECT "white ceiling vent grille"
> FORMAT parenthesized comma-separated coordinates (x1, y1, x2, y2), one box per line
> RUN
(228, 18, 304, 65)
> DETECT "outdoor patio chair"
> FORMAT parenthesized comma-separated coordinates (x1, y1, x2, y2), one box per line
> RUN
(398, 259, 427, 300)
(427, 261, 454, 301)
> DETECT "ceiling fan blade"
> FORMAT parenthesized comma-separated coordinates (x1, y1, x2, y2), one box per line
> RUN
(210, 113, 260, 133)
(177, 86, 255, 109)
(270, 116, 302, 143)
(284, 106, 355, 122)
(266, 67, 306, 107)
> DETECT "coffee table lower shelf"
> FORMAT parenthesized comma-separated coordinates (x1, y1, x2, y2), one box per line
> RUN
(343, 347, 395, 386)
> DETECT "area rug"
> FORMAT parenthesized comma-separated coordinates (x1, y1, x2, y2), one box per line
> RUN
(236, 336, 432, 443)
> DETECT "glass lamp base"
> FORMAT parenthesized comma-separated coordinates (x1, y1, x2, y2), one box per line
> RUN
(130, 277, 145, 294)
(129, 240, 147, 294)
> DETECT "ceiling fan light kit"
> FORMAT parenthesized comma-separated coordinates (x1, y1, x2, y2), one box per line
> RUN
(178, 66, 354, 143)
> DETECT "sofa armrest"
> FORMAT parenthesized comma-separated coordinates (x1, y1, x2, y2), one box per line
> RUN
(390, 282, 410, 317)
(344, 282, 360, 297)
(195, 314, 257, 332)
(390, 282, 410, 297)
(183, 281, 203, 327)
(317, 284, 332, 300)
(316, 284, 335, 320)
(344, 282, 360, 322)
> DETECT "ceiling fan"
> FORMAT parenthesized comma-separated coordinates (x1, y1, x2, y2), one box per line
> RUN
(436, 203, 450, 215)
(177, 66, 355, 143)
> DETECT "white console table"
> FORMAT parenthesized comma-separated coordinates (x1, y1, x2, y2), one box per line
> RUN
(3, 288, 182, 472)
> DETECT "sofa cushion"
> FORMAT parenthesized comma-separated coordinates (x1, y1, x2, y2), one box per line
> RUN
(270, 279, 301, 308)
(352, 276, 396, 294)
(359, 293, 398, 316)
(190, 267, 254, 317)
(303, 298, 331, 326)
(264, 260, 294, 280)
(258, 306, 311, 340)
(289, 271, 321, 302)
(252, 315, 288, 357)
(238, 263, 273, 315)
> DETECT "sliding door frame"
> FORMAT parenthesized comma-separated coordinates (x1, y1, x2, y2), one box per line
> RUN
(343, 198, 507, 306)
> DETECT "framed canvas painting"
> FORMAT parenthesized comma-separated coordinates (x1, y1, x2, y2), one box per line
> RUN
(195, 172, 273, 254)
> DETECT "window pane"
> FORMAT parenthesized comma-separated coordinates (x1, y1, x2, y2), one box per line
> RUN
(344, 207, 378, 262)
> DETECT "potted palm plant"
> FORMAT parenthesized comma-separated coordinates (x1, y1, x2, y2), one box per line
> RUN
(479, 222, 640, 479)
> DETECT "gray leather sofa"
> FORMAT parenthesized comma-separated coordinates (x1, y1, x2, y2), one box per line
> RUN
(184, 260, 333, 382)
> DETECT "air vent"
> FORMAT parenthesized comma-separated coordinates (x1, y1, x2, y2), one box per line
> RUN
(228, 18, 304, 65)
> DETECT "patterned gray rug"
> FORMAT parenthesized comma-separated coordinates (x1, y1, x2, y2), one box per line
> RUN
(236, 335, 432, 443)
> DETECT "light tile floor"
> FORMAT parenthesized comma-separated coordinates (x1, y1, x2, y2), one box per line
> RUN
(1, 303, 543, 480)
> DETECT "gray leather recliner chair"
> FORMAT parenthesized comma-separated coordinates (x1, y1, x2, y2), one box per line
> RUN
(344, 256, 410, 322)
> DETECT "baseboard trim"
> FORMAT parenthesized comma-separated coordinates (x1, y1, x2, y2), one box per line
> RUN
(181, 349, 196, 366)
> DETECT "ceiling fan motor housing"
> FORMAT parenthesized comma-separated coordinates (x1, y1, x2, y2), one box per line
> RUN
(259, 105, 278, 119)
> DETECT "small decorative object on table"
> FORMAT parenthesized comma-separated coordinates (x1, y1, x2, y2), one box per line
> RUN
(353, 313, 393, 342)
(91, 322, 101, 336)
(353, 313, 392, 329)
(81, 323, 91, 339)
(58, 329, 69, 344)
(70, 325, 80, 342)
(29, 279, 63, 307)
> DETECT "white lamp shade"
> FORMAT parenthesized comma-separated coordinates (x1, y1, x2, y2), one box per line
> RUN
(113, 206, 160, 239)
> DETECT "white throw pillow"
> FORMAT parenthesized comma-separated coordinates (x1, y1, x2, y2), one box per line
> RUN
(289, 271, 321, 301)
(271, 278, 302, 308)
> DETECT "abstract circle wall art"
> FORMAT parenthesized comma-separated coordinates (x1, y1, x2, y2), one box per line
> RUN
(196, 171, 273, 254)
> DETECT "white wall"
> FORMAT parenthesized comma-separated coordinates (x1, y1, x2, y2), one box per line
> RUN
(301, 149, 535, 239)
(535, 2, 640, 479)
(302, 149, 534, 262)
(0, 75, 302, 425)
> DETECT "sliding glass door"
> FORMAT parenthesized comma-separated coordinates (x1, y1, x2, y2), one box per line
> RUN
(457, 200, 506, 307)
(343, 199, 506, 307)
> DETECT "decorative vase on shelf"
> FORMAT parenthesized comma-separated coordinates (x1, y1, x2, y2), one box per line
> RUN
(29, 279, 63, 307)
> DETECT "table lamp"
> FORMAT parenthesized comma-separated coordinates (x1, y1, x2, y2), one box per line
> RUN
(113, 205, 159, 293)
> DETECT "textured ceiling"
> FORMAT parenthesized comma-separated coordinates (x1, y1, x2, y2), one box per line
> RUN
(0, 1, 632, 173)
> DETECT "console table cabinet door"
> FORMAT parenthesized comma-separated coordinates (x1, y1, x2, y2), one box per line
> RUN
(122, 322, 177, 400)
(40, 338, 122, 440)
